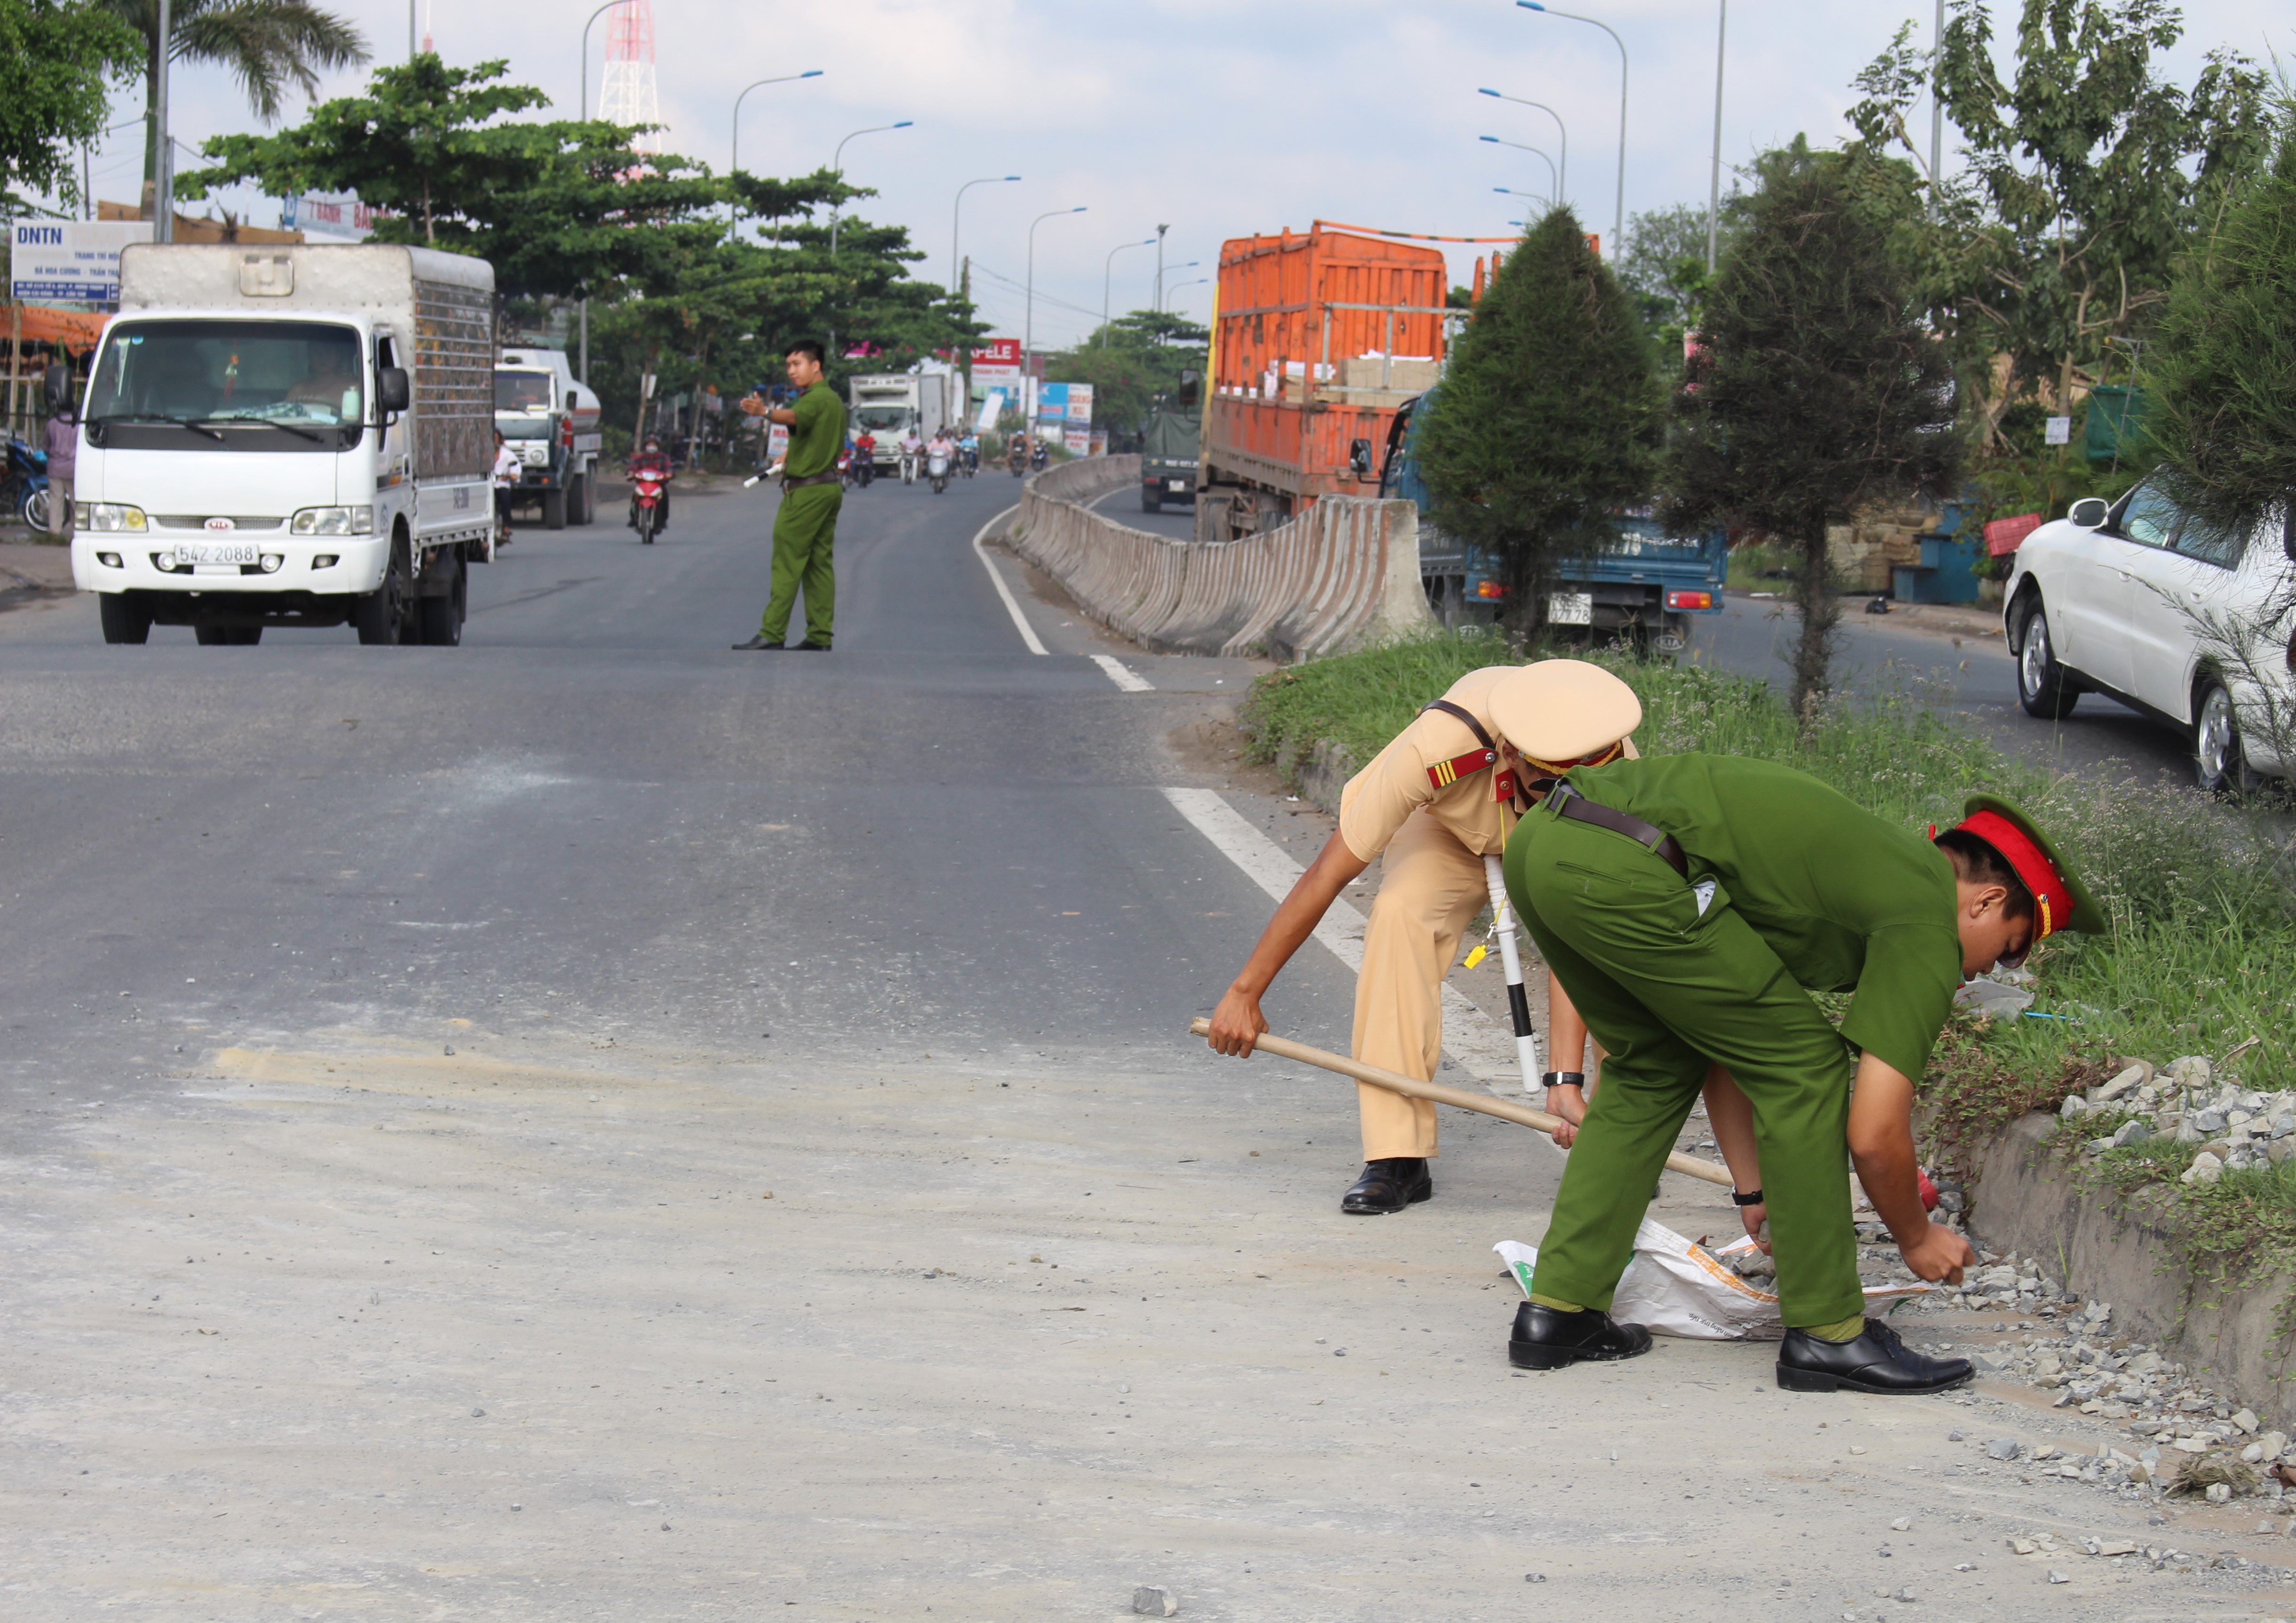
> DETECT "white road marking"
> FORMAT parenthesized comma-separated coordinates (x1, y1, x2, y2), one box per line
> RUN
(1159, 786, 1523, 1089)
(1091, 654, 1153, 692)
(970, 504, 1046, 656)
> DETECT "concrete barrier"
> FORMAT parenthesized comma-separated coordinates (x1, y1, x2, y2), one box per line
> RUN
(1009, 455, 1436, 660)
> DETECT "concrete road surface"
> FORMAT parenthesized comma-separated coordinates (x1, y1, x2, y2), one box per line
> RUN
(2, 473, 2286, 1621)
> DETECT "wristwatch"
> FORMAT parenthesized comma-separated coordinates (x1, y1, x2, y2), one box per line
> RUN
(1541, 1071, 1586, 1089)
(1730, 1187, 1766, 1207)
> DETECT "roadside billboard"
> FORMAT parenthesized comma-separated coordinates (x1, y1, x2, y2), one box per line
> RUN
(971, 337, 1022, 385)
(279, 193, 378, 240)
(9, 220, 152, 306)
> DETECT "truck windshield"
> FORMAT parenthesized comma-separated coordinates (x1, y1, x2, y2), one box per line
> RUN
(496, 370, 553, 411)
(88, 320, 364, 432)
(854, 406, 910, 432)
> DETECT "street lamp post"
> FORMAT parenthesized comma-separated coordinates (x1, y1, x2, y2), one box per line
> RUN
(952, 175, 1021, 294)
(1024, 206, 1087, 379)
(1159, 278, 1207, 315)
(828, 121, 913, 258)
(1517, 2, 1628, 254)
(1706, 0, 1725, 270)
(151, 0, 172, 241)
(1477, 88, 1567, 202)
(1479, 136, 1559, 209)
(1494, 184, 1552, 214)
(1930, 0, 1945, 216)
(1101, 238, 1157, 344)
(732, 71, 823, 181)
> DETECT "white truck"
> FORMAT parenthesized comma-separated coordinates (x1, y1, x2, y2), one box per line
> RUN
(495, 347, 602, 529)
(71, 241, 496, 645)
(848, 370, 953, 474)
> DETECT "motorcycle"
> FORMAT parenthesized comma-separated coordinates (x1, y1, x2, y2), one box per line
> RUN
(632, 464, 667, 544)
(853, 448, 875, 487)
(3, 436, 49, 528)
(838, 445, 856, 489)
(960, 444, 978, 477)
(1008, 442, 1026, 477)
(1030, 441, 1049, 473)
(899, 446, 918, 485)
(927, 445, 951, 495)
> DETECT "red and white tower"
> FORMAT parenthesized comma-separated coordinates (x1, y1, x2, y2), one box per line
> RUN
(599, 0, 662, 155)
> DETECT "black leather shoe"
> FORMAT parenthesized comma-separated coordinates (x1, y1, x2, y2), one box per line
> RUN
(730, 634, 787, 650)
(1507, 1300, 1653, 1369)
(1776, 1316, 1973, 1395)
(1340, 1157, 1432, 1214)
(793, 640, 831, 652)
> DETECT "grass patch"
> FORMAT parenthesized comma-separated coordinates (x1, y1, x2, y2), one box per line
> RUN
(1242, 629, 2296, 1283)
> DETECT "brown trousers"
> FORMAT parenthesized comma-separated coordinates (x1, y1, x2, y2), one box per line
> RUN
(1350, 809, 1491, 1159)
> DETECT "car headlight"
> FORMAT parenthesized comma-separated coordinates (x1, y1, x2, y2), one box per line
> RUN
(85, 503, 147, 533)
(289, 506, 374, 536)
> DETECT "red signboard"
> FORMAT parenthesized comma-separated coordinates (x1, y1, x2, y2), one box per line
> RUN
(970, 337, 1021, 368)
(1984, 512, 2043, 557)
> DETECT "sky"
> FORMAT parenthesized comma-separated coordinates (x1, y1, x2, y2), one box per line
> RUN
(67, 0, 2288, 352)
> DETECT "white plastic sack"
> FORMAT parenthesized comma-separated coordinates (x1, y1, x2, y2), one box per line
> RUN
(1496, 1218, 1928, 1341)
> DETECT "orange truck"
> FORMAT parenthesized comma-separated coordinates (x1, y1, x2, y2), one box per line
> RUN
(1196, 225, 1453, 541)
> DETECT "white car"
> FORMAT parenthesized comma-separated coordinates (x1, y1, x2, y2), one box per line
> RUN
(2003, 482, 2296, 793)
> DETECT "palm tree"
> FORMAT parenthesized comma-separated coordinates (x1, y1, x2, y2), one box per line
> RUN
(99, 0, 369, 205)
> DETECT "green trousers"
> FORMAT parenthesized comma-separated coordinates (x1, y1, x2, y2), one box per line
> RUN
(760, 481, 842, 644)
(1502, 805, 1866, 1329)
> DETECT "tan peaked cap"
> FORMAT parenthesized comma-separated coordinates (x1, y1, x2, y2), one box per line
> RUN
(1486, 659, 1643, 761)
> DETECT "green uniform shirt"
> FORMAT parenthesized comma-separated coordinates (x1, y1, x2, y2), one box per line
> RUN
(1563, 752, 1962, 1081)
(783, 380, 845, 480)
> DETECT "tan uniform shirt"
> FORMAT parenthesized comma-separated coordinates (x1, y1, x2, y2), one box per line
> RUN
(1338, 667, 1525, 863)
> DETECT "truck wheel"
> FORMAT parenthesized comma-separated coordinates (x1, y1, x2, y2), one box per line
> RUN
(570, 473, 593, 526)
(418, 549, 466, 646)
(2014, 595, 2079, 719)
(98, 593, 153, 645)
(1142, 486, 1162, 513)
(543, 486, 568, 530)
(354, 538, 412, 645)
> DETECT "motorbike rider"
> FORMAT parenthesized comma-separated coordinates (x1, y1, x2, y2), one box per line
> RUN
(853, 429, 877, 487)
(900, 428, 924, 483)
(1008, 434, 1027, 475)
(491, 430, 521, 542)
(627, 433, 673, 534)
(958, 431, 980, 475)
(1030, 436, 1049, 471)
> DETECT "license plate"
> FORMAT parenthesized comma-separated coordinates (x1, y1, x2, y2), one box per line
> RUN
(1168, 479, 1188, 492)
(174, 541, 259, 565)
(1548, 592, 1593, 626)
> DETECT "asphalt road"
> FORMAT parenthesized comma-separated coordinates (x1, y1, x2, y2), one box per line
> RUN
(0, 475, 2275, 1620)
(1686, 591, 2201, 788)
(1091, 479, 1200, 541)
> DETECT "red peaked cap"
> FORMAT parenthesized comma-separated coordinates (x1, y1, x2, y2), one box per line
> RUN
(1947, 808, 2103, 945)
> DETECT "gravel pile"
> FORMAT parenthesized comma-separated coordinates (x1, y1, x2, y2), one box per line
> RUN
(2058, 1054, 2288, 1184)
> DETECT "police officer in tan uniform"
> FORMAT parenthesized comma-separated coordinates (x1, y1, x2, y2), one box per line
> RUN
(1205, 660, 1644, 1213)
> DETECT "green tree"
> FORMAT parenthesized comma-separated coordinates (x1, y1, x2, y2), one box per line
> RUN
(183, 57, 728, 300)
(1665, 140, 1958, 719)
(1849, 0, 2272, 443)
(0, 0, 141, 213)
(1614, 198, 1744, 362)
(1047, 309, 1208, 441)
(95, 0, 366, 198)
(2146, 98, 2296, 538)
(1415, 206, 1662, 629)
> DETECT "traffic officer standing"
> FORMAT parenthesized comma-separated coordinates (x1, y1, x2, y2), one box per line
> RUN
(1205, 660, 1644, 1214)
(1500, 753, 2101, 1393)
(734, 339, 845, 652)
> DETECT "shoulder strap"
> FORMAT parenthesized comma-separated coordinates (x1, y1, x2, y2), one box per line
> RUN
(1421, 698, 1496, 752)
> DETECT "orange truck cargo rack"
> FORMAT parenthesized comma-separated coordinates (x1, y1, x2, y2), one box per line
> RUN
(1201, 226, 1455, 537)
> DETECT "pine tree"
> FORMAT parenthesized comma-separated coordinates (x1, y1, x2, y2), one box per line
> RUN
(2147, 103, 2296, 538)
(1665, 139, 1957, 720)
(1415, 207, 1661, 626)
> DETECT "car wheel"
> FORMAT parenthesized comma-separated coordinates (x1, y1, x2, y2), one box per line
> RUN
(2194, 678, 2263, 797)
(2015, 596, 2079, 719)
(354, 538, 412, 645)
(98, 592, 152, 645)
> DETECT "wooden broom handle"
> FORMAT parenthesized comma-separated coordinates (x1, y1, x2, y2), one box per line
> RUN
(1188, 1018, 1736, 1189)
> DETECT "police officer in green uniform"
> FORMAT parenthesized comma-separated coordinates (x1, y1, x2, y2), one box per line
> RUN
(734, 339, 845, 652)
(1499, 752, 2101, 1394)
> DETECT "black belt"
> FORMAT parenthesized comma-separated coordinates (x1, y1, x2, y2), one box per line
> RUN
(783, 468, 841, 489)
(1548, 781, 1688, 877)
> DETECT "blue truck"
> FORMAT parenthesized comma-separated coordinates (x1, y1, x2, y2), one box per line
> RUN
(1377, 387, 1728, 650)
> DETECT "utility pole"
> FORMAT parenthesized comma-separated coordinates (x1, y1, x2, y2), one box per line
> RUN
(1153, 224, 1170, 333)
(1929, 0, 1945, 216)
(1706, 0, 1725, 271)
(152, 0, 173, 241)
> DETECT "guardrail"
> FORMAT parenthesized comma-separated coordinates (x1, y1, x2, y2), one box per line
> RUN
(1009, 455, 1436, 661)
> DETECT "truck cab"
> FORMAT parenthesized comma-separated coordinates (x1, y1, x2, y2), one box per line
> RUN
(1381, 386, 1727, 648)
(494, 348, 601, 529)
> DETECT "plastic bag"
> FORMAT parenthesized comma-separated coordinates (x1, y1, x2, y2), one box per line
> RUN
(1496, 1218, 1929, 1341)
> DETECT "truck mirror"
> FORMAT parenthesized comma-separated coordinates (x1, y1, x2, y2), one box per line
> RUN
(377, 367, 412, 415)
(2066, 496, 2109, 529)
(1178, 370, 1200, 408)
(566, 391, 579, 412)
(1349, 438, 1374, 478)
(41, 363, 74, 419)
